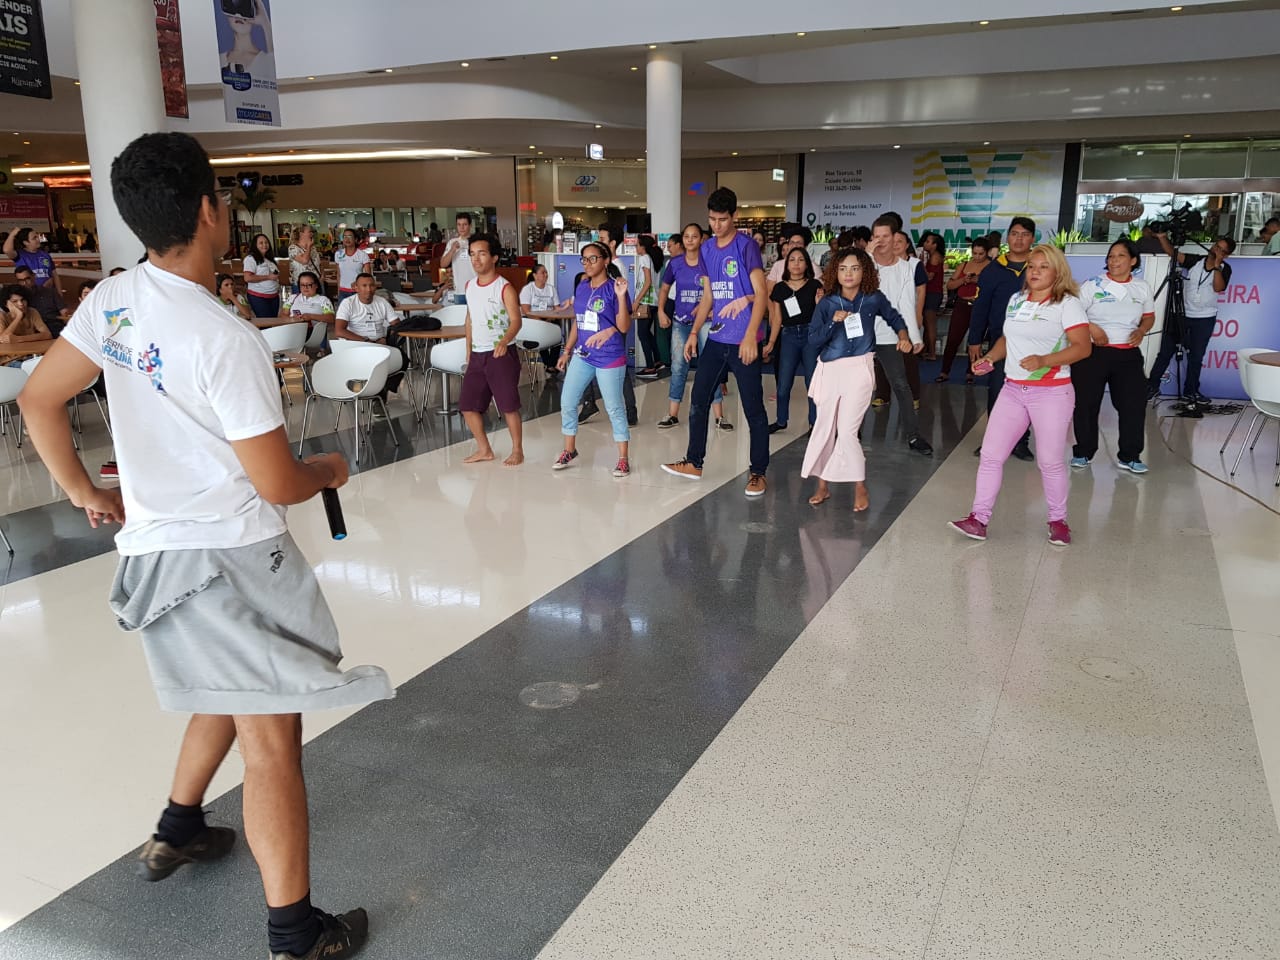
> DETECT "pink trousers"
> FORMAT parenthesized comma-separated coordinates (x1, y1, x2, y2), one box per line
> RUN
(972, 381, 1075, 524)
(801, 354, 875, 483)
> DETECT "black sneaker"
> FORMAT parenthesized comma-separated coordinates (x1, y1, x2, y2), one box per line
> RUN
(907, 435, 933, 456)
(578, 402, 599, 424)
(270, 908, 369, 960)
(1012, 443, 1035, 462)
(636, 369, 660, 381)
(656, 415, 679, 429)
(768, 422, 786, 434)
(137, 826, 236, 881)
(627, 414, 639, 427)
(973, 445, 982, 458)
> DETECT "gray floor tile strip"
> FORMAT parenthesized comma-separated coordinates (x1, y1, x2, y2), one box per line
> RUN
(0, 389, 982, 960)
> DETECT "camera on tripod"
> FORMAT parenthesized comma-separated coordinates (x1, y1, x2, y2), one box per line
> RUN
(1149, 203, 1203, 249)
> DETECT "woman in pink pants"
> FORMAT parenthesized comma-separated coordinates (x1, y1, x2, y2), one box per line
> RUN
(949, 244, 1092, 545)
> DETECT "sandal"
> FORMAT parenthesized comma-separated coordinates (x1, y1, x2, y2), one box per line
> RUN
(934, 373, 949, 384)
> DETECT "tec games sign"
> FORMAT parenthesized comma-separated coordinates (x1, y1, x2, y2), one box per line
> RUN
(216, 171, 305, 189)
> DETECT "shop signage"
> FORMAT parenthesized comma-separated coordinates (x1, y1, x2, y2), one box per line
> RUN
(1100, 195, 1145, 223)
(215, 171, 304, 188)
(214, 0, 280, 127)
(586, 143, 604, 161)
(0, 194, 51, 228)
(155, 0, 189, 119)
(802, 146, 1066, 243)
(0, 0, 51, 100)
(772, 168, 785, 182)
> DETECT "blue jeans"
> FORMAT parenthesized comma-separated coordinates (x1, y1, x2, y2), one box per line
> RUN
(560, 355, 629, 441)
(775, 325, 817, 427)
(686, 338, 769, 474)
(669, 323, 723, 405)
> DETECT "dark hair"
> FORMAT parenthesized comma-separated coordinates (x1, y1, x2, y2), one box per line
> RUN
(77, 279, 98, 298)
(835, 230, 854, 248)
(871, 214, 897, 233)
(249, 233, 273, 259)
(1218, 235, 1237, 254)
(969, 237, 992, 253)
(13, 227, 36, 250)
(1009, 216, 1036, 235)
(215, 272, 235, 294)
(782, 246, 815, 281)
(895, 230, 916, 257)
(784, 225, 813, 246)
(297, 270, 321, 287)
(921, 231, 947, 257)
(882, 211, 904, 232)
(581, 241, 612, 262)
(110, 132, 216, 255)
(13, 264, 33, 278)
(2, 284, 29, 307)
(851, 226, 871, 244)
(455, 212, 473, 225)
(707, 186, 738, 215)
(527, 264, 548, 284)
(354, 272, 377, 285)
(469, 232, 499, 256)
(639, 234, 664, 274)
(1265, 217, 1280, 229)
(682, 222, 704, 237)
(109, 266, 127, 276)
(572, 271, 586, 288)
(1107, 238, 1140, 265)
(822, 248, 879, 296)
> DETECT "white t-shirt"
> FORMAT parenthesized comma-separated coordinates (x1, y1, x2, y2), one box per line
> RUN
(1078, 274, 1154, 348)
(520, 281, 558, 313)
(61, 263, 287, 555)
(871, 257, 923, 345)
(243, 253, 280, 298)
(636, 253, 655, 305)
(336, 294, 397, 340)
(334, 248, 371, 291)
(445, 236, 476, 289)
(1182, 259, 1222, 318)
(1003, 292, 1089, 385)
(465, 276, 513, 352)
(283, 292, 334, 319)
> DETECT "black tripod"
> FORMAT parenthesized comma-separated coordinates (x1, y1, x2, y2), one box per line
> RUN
(1149, 252, 1188, 410)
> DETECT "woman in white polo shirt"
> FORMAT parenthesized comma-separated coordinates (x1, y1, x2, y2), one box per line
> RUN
(949, 243, 1091, 546)
(241, 233, 281, 318)
(1071, 238, 1155, 474)
(333, 228, 371, 304)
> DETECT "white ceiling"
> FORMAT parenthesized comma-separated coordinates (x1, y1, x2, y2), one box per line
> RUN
(4, 0, 1277, 168)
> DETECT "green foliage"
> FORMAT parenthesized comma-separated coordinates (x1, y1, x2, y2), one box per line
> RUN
(1050, 228, 1088, 250)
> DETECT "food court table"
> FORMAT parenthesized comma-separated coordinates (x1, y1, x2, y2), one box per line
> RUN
(1248, 352, 1280, 368)
(394, 299, 447, 313)
(396, 328, 465, 418)
(0, 339, 54, 357)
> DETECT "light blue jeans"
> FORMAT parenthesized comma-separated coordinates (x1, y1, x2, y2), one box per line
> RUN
(560, 355, 630, 441)
(668, 322, 723, 405)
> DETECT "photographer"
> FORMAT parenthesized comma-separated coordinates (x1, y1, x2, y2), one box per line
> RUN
(1146, 232, 1235, 406)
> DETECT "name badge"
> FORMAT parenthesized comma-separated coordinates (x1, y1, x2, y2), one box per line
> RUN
(843, 312, 863, 339)
(784, 296, 801, 318)
(581, 310, 600, 332)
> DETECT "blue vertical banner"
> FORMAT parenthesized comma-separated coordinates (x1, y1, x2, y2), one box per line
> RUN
(214, 0, 280, 127)
(0, 0, 52, 100)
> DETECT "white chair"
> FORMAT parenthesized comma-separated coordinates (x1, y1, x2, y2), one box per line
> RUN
(432, 303, 469, 328)
(1219, 348, 1266, 455)
(425, 337, 467, 417)
(392, 291, 431, 319)
(1230, 359, 1280, 486)
(302, 320, 328, 353)
(298, 348, 398, 463)
(515, 317, 563, 387)
(262, 322, 308, 353)
(19, 356, 110, 451)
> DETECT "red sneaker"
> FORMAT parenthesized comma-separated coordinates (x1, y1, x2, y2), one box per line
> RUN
(99, 461, 119, 480)
(947, 514, 988, 541)
(1048, 520, 1072, 546)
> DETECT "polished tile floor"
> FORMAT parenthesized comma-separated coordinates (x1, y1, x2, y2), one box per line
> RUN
(0, 371, 1277, 959)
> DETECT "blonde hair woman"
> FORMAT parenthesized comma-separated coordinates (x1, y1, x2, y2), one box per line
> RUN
(949, 243, 1091, 546)
(288, 224, 322, 294)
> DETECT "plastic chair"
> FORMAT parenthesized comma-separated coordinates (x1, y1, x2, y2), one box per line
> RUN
(19, 356, 109, 451)
(298, 348, 398, 463)
(425, 337, 467, 416)
(303, 321, 328, 352)
(515, 317, 563, 386)
(432, 303, 469, 328)
(392, 291, 431, 318)
(1230, 359, 1280, 486)
(262, 322, 308, 353)
(1219, 348, 1266, 455)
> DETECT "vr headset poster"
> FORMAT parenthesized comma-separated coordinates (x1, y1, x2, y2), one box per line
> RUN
(214, 0, 280, 126)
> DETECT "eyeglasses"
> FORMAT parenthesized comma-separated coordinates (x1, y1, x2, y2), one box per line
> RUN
(208, 188, 233, 207)
(580, 255, 603, 264)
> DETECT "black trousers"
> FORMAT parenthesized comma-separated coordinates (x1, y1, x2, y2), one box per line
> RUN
(1072, 346, 1147, 462)
(1147, 314, 1215, 397)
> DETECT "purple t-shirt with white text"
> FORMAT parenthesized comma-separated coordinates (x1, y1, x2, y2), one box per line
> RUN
(662, 255, 707, 324)
(701, 232, 764, 344)
(573, 277, 626, 369)
(16, 249, 55, 284)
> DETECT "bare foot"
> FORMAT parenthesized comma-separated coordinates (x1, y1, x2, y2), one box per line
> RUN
(854, 484, 870, 512)
(463, 449, 495, 464)
(808, 492, 830, 506)
(503, 450, 525, 466)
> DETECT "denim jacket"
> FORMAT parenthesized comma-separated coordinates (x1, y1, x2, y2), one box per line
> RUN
(808, 290, 906, 362)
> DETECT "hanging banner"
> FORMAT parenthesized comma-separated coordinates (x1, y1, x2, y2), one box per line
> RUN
(155, 0, 188, 119)
(802, 146, 1066, 247)
(214, 0, 280, 127)
(0, 0, 52, 100)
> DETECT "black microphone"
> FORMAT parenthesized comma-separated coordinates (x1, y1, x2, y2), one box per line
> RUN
(321, 488, 347, 540)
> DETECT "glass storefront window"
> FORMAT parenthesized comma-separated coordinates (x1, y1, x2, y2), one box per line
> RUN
(1241, 192, 1279, 242)
(1075, 192, 1173, 241)
(1177, 142, 1249, 180)
(1248, 141, 1280, 178)
(1081, 144, 1177, 180)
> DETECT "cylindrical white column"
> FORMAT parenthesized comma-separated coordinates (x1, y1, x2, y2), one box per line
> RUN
(72, 0, 167, 271)
(646, 50, 682, 238)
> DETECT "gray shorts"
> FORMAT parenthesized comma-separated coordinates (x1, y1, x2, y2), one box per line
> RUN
(109, 533, 394, 715)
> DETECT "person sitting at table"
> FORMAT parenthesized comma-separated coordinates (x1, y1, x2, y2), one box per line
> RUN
(281, 270, 335, 324)
(0, 283, 53, 366)
(387, 250, 401, 274)
(215, 273, 253, 320)
(77, 280, 98, 304)
(431, 268, 455, 304)
(334, 273, 405, 402)
(519, 264, 568, 383)
(13, 264, 70, 336)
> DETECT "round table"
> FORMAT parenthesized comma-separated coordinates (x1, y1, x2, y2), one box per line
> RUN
(0, 339, 54, 357)
(397, 328, 465, 418)
(1248, 352, 1280, 368)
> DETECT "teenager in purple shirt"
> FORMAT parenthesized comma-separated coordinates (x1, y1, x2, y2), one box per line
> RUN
(3, 228, 64, 316)
(662, 187, 775, 498)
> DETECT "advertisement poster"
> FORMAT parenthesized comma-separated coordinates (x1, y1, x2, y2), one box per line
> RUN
(155, 0, 188, 119)
(1067, 253, 1278, 400)
(0, 0, 51, 100)
(0, 195, 52, 235)
(214, 0, 280, 127)
(803, 146, 1066, 247)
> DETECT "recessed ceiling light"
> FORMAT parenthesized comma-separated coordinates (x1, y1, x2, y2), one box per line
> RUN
(529, 145, 536, 149)
(384, 68, 393, 73)
(630, 66, 638, 71)
(549, 55, 559, 60)
(537, 151, 544, 155)
(74, 80, 80, 86)
(460, 62, 470, 68)
(809, 148, 816, 152)
(796, 32, 806, 37)
(22, 140, 30, 145)
(1135, 150, 1144, 156)
(1170, 4, 1183, 9)
(594, 124, 602, 129)
(306, 76, 315, 80)
(978, 20, 990, 25)
(731, 151, 739, 156)
(893, 144, 901, 149)
(648, 44, 657, 49)
(983, 140, 991, 145)
(637, 157, 644, 161)
(1184, 133, 1192, 138)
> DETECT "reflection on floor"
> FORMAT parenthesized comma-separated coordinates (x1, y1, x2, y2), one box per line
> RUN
(0, 378, 1277, 959)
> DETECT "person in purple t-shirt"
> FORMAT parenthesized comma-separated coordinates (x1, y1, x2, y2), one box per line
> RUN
(3, 228, 64, 316)
(662, 187, 775, 498)
(553, 242, 633, 477)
